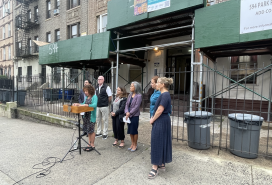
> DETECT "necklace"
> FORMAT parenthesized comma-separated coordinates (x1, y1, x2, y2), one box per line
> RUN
(115, 97, 120, 102)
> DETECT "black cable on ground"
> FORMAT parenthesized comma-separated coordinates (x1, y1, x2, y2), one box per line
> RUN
(13, 127, 78, 185)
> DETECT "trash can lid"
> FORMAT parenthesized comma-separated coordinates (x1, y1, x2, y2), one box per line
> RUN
(228, 113, 264, 122)
(184, 111, 213, 118)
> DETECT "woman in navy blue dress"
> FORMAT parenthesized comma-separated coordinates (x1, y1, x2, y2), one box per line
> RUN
(148, 77, 173, 179)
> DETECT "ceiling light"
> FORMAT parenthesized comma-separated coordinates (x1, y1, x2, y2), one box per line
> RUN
(154, 47, 158, 51)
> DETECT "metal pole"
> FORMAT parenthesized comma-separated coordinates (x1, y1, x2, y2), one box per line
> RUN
(189, 17, 195, 112)
(142, 67, 144, 91)
(51, 67, 53, 103)
(62, 67, 65, 105)
(115, 33, 119, 91)
(146, 50, 149, 87)
(198, 52, 203, 110)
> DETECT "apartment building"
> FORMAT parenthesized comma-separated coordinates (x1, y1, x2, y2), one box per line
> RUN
(0, 0, 13, 76)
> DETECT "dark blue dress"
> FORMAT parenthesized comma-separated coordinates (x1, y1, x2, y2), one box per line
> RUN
(151, 92, 172, 165)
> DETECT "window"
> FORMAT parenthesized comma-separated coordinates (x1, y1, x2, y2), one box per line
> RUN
(97, 14, 107, 33)
(8, 46, 11, 59)
(2, 4, 5, 17)
(70, 69, 78, 83)
(68, 0, 80, 9)
(18, 67, 22, 82)
(27, 10, 31, 21)
(27, 66, 32, 82)
(53, 67, 61, 83)
(34, 36, 39, 52)
(230, 56, 258, 84)
(3, 47, 5, 60)
(34, 6, 38, 22)
(8, 24, 10, 37)
(55, 29, 60, 41)
(28, 39, 32, 54)
(56, 0, 60, 9)
(68, 23, 80, 39)
(46, 32, 51, 42)
(47, 1, 51, 19)
(7, 1, 10, 11)
(2, 26, 5, 39)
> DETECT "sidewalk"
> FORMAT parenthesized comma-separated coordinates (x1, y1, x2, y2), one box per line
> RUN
(1, 116, 272, 185)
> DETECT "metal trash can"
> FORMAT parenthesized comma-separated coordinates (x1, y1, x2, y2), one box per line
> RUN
(0, 89, 3, 101)
(228, 113, 264, 159)
(185, 111, 213, 150)
(13, 90, 27, 106)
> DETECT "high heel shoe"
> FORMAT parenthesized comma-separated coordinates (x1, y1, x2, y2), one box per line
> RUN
(131, 146, 137, 152)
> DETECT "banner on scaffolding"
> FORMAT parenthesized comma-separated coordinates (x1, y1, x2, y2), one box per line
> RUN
(240, 0, 272, 34)
(134, 0, 148, 15)
(147, 0, 170, 12)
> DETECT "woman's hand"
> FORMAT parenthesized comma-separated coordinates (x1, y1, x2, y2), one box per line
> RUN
(126, 112, 130, 120)
(73, 103, 80, 106)
(150, 117, 154, 125)
(111, 112, 116, 117)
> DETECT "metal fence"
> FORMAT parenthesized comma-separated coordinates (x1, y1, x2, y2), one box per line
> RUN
(1, 63, 272, 158)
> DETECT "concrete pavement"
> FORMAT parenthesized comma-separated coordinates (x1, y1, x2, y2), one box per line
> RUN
(1, 116, 272, 185)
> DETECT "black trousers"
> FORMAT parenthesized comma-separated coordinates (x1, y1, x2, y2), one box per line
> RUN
(112, 116, 125, 140)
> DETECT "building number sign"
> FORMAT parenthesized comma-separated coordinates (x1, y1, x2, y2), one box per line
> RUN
(49, 43, 58, 55)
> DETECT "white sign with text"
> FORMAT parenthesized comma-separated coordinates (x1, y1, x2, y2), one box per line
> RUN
(240, 0, 272, 34)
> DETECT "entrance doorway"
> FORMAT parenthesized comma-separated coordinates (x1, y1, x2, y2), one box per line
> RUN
(166, 48, 191, 94)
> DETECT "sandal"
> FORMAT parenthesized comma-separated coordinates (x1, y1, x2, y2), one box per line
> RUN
(148, 168, 159, 179)
(158, 164, 165, 172)
(118, 142, 125, 149)
(84, 147, 93, 152)
(83, 144, 91, 151)
(112, 140, 119, 147)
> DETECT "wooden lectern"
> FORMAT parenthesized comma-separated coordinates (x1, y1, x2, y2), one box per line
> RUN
(61, 105, 100, 163)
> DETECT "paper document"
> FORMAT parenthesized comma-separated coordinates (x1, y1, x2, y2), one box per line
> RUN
(80, 112, 85, 115)
(123, 117, 131, 124)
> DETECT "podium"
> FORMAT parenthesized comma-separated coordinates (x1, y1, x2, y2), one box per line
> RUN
(61, 105, 100, 162)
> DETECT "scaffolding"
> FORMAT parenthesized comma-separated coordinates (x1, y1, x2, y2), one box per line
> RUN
(15, 0, 39, 58)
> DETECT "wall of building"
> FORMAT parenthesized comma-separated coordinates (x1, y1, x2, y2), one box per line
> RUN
(0, 0, 14, 76)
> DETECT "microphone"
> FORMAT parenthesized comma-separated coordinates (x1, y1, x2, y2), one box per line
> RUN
(69, 93, 79, 106)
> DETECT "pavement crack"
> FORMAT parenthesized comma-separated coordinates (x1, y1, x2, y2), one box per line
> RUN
(0, 168, 17, 183)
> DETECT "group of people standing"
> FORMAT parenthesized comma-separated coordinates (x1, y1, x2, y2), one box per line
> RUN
(73, 75, 173, 179)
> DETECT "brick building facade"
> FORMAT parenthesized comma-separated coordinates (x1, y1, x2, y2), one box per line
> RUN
(0, 0, 14, 76)
(13, 0, 110, 80)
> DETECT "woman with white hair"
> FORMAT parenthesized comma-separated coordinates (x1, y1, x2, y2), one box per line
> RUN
(148, 77, 173, 179)
(124, 81, 142, 152)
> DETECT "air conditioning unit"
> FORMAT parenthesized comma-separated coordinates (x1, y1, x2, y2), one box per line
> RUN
(54, 9, 59, 15)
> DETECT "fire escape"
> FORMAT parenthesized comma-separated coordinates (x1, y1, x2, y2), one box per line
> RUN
(15, 0, 39, 58)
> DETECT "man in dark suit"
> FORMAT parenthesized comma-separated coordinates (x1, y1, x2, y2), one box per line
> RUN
(79, 79, 91, 136)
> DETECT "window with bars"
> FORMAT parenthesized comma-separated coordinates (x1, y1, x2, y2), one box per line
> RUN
(56, 0, 60, 9)
(27, 66, 32, 82)
(34, 6, 38, 22)
(97, 14, 107, 33)
(27, 10, 31, 21)
(230, 56, 258, 84)
(18, 67, 22, 82)
(34, 36, 39, 53)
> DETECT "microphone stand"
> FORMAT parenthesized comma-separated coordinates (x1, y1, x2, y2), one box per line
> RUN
(61, 95, 101, 163)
